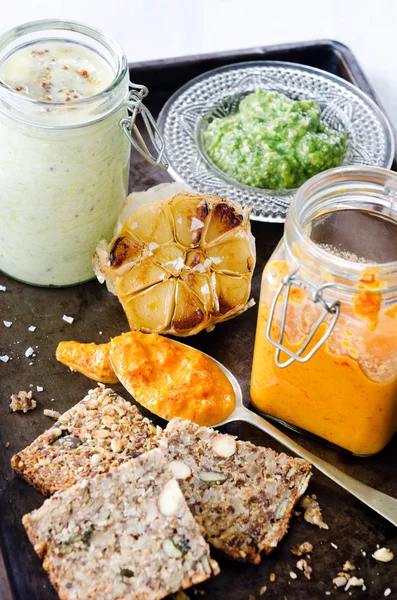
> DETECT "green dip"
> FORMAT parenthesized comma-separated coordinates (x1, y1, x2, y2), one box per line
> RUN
(203, 90, 346, 190)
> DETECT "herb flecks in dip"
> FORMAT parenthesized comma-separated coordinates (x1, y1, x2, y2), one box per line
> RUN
(0, 43, 113, 102)
(204, 90, 346, 190)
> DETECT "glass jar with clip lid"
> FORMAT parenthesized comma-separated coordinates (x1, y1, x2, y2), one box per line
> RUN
(0, 19, 168, 287)
(251, 165, 397, 455)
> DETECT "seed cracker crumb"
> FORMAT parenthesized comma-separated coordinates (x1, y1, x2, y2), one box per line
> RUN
(289, 571, 297, 580)
(269, 573, 276, 583)
(345, 577, 365, 591)
(3, 320, 12, 327)
(296, 559, 312, 580)
(10, 391, 36, 413)
(259, 585, 267, 595)
(373, 548, 394, 562)
(28, 325, 36, 332)
(343, 560, 355, 571)
(333, 575, 347, 588)
(25, 347, 34, 358)
(291, 541, 313, 556)
(5, 442, 10, 448)
(385, 589, 391, 597)
(0, 355, 10, 363)
(301, 495, 329, 529)
(331, 543, 338, 549)
(43, 409, 61, 420)
(0, 285, 6, 291)
(62, 315, 74, 324)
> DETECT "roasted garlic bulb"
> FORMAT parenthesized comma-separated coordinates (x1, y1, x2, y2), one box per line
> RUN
(94, 186, 256, 336)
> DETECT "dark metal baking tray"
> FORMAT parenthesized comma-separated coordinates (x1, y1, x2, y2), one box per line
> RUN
(1, 39, 396, 600)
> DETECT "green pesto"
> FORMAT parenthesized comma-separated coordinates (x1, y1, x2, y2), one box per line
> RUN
(203, 90, 346, 190)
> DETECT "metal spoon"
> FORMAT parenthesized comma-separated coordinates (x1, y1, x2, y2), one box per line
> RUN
(112, 341, 397, 528)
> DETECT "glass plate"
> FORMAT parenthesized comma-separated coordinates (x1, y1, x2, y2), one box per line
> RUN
(157, 61, 395, 222)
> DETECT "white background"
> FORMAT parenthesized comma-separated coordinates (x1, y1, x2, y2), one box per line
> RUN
(2, 0, 397, 127)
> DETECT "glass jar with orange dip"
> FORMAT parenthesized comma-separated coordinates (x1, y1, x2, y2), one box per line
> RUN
(251, 166, 397, 456)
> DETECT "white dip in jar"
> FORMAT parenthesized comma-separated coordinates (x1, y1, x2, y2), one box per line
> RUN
(0, 22, 142, 286)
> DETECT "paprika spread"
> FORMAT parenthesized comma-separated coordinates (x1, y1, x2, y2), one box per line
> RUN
(251, 260, 397, 456)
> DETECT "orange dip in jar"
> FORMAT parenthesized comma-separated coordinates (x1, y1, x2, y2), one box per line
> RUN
(251, 166, 397, 455)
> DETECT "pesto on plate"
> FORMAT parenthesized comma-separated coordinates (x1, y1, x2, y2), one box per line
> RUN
(203, 90, 346, 190)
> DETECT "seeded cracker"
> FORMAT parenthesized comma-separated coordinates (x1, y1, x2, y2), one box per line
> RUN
(11, 386, 160, 496)
(23, 448, 219, 600)
(160, 418, 312, 564)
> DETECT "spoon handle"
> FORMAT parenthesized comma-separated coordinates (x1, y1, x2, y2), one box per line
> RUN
(235, 406, 397, 527)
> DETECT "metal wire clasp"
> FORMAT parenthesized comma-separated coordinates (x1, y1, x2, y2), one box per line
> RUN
(266, 264, 341, 368)
(120, 83, 169, 169)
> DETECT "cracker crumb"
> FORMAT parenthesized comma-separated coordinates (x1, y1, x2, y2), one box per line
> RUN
(373, 548, 394, 562)
(345, 576, 365, 591)
(25, 347, 34, 358)
(296, 558, 312, 580)
(0, 284, 6, 291)
(62, 315, 74, 324)
(333, 575, 347, 588)
(343, 560, 355, 571)
(269, 573, 276, 583)
(301, 495, 329, 529)
(259, 585, 267, 595)
(384, 589, 391, 597)
(10, 391, 36, 413)
(5, 442, 10, 448)
(291, 541, 313, 556)
(289, 571, 297, 580)
(0, 355, 10, 363)
(28, 325, 36, 332)
(3, 320, 12, 327)
(43, 409, 61, 420)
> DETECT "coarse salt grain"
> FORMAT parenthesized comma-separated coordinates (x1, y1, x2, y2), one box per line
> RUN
(385, 589, 391, 597)
(28, 325, 36, 332)
(289, 571, 297, 580)
(25, 347, 34, 358)
(331, 542, 338, 549)
(0, 355, 10, 363)
(0, 285, 6, 291)
(209, 256, 222, 265)
(37, 386, 43, 392)
(190, 217, 204, 231)
(3, 320, 12, 327)
(62, 315, 74, 324)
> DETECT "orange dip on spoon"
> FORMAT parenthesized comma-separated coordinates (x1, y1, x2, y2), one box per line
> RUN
(56, 332, 235, 426)
(110, 332, 235, 426)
